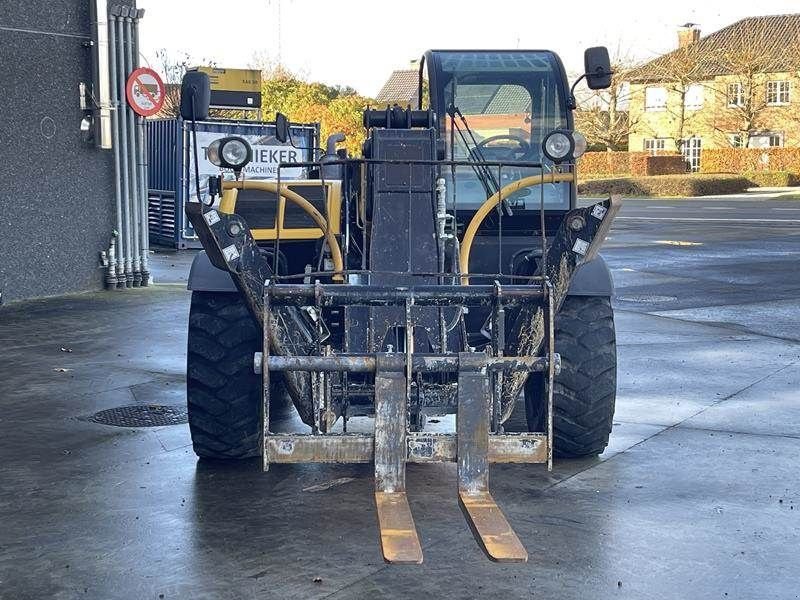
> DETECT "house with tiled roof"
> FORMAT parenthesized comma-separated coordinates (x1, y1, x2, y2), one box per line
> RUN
(626, 15, 800, 170)
(375, 68, 419, 107)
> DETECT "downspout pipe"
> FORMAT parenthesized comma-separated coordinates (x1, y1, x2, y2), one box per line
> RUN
(133, 9, 150, 285)
(114, 11, 133, 287)
(124, 9, 142, 286)
(107, 9, 124, 288)
(90, 0, 113, 149)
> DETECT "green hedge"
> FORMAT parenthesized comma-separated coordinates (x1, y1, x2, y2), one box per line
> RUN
(701, 148, 800, 175)
(578, 174, 751, 197)
(743, 171, 800, 188)
(579, 151, 685, 176)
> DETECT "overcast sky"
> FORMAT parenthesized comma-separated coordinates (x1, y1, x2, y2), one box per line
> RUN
(138, 0, 799, 96)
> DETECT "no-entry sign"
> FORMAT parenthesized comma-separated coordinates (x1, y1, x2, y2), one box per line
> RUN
(125, 67, 165, 117)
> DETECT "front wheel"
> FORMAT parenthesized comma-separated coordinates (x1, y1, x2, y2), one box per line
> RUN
(186, 292, 262, 459)
(186, 292, 293, 459)
(522, 295, 617, 458)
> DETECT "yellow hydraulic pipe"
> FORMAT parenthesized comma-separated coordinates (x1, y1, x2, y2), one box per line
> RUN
(225, 180, 344, 281)
(458, 172, 576, 283)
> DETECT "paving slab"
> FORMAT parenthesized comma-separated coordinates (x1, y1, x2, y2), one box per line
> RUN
(654, 298, 800, 342)
(679, 360, 800, 438)
(326, 427, 800, 600)
(613, 310, 757, 345)
(615, 332, 800, 426)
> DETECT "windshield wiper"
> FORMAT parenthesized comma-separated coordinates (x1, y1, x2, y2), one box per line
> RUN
(448, 104, 513, 217)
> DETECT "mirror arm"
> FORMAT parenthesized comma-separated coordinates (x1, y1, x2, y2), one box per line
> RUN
(569, 66, 616, 108)
(568, 74, 586, 110)
(190, 93, 206, 205)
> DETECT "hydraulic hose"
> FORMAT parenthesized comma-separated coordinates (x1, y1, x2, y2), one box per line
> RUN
(458, 172, 575, 283)
(222, 180, 345, 281)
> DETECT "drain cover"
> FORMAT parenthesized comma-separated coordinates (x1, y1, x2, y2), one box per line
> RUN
(616, 294, 677, 303)
(87, 404, 187, 428)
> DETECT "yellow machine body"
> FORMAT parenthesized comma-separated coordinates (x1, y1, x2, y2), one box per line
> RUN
(219, 179, 342, 242)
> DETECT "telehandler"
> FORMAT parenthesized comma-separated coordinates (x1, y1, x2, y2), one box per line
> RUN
(179, 47, 619, 563)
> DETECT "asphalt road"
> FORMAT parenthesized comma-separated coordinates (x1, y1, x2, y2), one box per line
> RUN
(2, 194, 799, 599)
(598, 196, 800, 342)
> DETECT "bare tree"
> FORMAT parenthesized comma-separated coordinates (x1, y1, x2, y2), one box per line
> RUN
(633, 19, 800, 149)
(152, 49, 193, 117)
(574, 54, 642, 151)
(640, 43, 707, 152)
(152, 49, 230, 119)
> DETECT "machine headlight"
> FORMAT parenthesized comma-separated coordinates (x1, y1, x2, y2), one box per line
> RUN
(207, 139, 223, 166)
(207, 136, 253, 170)
(572, 131, 588, 159)
(222, 139, 251, 167)
(542, 130, 574, 163)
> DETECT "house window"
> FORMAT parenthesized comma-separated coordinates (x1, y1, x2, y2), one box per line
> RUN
(684, 84, 704, 110)
(749, 132, 784, 148)
(681, 137, 702, 172)
(645, 87, 667, 111)
(727, 83, 744, 107)
(643, 138, 667, 155)
(766, 81, 790, 105)
(728, 133, 744, 148)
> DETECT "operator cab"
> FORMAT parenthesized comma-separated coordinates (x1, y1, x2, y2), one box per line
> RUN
(419, 49, 610, 235)
(424, 50, 574, 219)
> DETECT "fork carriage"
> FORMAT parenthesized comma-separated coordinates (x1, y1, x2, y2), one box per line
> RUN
(261, 280, 557, 564)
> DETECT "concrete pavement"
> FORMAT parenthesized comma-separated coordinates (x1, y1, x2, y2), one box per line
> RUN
(1, 196, 799, 599)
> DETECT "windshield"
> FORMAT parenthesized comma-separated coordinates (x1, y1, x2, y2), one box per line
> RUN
(431, 51, 571, 211)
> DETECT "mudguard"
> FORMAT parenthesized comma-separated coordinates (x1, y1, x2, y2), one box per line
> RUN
(187, 251, 238, 292)
(567, 255, 614, 297)
(187, 251, 615, 296)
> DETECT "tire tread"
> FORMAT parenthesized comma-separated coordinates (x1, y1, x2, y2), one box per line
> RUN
(522, 295, 617, 458)
(187, 292, 262, 459)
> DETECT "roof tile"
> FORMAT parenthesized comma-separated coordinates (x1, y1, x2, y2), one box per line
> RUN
(628, 14, 800, 82)
(375, 70, 419, 105)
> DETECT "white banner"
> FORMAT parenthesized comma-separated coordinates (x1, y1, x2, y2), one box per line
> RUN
(187, 131, 307, 204)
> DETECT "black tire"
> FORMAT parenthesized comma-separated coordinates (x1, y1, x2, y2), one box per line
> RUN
(186, 291, 263, 459)
(520, 295, 617, 458)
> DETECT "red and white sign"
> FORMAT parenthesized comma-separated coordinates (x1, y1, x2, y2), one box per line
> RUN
(125, 67, 165, 117)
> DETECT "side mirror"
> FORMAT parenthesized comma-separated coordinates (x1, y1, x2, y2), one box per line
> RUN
(584, 47, 612, 90)
(275, 112, 290, 143)
(179, 71, 210, 121)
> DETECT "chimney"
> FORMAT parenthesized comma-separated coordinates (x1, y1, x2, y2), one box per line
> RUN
(678, 23, 701, 48)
